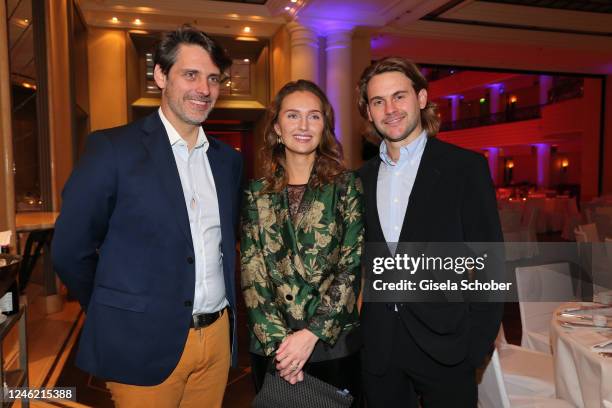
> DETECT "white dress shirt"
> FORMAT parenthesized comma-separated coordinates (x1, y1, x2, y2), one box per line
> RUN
(159, 108, 227, 314)
(377, 130, 428, 244)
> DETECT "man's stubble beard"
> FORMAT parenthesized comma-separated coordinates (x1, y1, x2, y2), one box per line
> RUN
(372, 116, 420, 144)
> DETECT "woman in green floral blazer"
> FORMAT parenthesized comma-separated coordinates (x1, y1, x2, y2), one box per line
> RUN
(241, 79, 363, 403)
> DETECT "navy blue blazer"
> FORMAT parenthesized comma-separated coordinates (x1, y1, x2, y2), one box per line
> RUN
(52, 112, 243, 386)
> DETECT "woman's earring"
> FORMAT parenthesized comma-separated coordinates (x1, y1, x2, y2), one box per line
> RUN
(277, 136, 283, 145)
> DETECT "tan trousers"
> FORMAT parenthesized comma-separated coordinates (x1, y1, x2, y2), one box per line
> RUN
(107, 311, 230, 408)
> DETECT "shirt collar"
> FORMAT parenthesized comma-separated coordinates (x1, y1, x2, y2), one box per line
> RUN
(379, 129, 427, 166)
(158, 108, 209, 151)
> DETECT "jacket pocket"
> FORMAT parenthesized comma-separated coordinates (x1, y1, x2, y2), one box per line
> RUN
(93, 285, 148, 312)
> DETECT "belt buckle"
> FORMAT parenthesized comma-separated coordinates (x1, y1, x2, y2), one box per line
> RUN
(192, 309, 222, 330)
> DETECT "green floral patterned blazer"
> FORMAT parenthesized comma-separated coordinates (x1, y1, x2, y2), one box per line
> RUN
(241, 171, 364, 357)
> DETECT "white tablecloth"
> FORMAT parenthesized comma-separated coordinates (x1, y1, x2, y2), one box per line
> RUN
(550, 303, 612, 407)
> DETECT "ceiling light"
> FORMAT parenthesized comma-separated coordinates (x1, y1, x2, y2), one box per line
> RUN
(243, 58, 250, 62)
(134, 18, 142, 25)
(236, 36, 259, 42)
(24, 18, 29, 24)
(284, 6, 291, 10)
(111, 17, 119, 23)
(243, 26, 251, 33)
(291, 0, 298, 2)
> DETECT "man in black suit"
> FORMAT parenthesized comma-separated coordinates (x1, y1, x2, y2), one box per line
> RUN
(357, 57, 503, 407)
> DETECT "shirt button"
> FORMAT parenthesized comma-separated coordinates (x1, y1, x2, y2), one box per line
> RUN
(285, 294, 294, 301)
(187, 256, 194, 264)
(184, 300, 193, 307)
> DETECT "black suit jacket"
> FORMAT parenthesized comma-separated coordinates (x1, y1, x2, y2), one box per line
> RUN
(358, 136, 503, 375)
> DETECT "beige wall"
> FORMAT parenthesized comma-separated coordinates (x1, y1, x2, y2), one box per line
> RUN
(88, 28, 128, 131)
(349, 31, 371, 169)
(0, 1, 15, 240)
(270, 26, 291, 99)
(46, 0, 73, 210)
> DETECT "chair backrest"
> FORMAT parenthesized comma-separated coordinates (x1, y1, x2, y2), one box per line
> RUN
(515, 263, 574, 335)
(495, 324, 508, 346)
(592, 214, 612, 240)
(500, 209, 522, 232)
(478, 349, 511, 408)
(577, 223, 600, 243)
(595, 206, 612, 216)
(574, 228, 588, 243)
(584, 207, 594, 223)
(522, 206, 539, 230)
(567, 198, 579, 216)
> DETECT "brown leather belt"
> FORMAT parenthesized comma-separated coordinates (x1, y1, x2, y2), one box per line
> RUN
(190, 308, 225, 329)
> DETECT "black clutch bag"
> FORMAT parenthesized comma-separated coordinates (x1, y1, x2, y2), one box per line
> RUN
(252, 370, 354, 408)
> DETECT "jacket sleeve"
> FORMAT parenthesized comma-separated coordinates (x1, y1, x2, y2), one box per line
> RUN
(240, 187, 290, 356)
(307, 173, 364, 345)
(51, 132, 117, 310)
(462, 155, 504, 367)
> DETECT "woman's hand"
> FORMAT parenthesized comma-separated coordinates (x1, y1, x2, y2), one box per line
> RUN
(275, 329, 319, 383)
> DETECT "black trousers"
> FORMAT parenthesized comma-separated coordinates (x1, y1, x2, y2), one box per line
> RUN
(251, 352, 362, 407)
(363, 313, 477, 408)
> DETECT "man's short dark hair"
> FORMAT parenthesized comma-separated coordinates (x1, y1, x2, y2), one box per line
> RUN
(154, 25, 232, 76)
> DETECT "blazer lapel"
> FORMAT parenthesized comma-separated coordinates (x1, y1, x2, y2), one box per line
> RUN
(399, 137, 443, 243)
(140, 112, 193, 249)
(362, 158, 386, 243)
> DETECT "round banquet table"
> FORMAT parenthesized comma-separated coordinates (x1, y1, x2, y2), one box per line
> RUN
(550, 303, 612, 408)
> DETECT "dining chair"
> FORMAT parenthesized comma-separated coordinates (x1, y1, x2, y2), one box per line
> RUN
(478, 349, 573, 408)
(594, 206, 612, 216)
(575, 223, 600, 243)
(495, 324, 556, 399)
(500, 209, 522, 233)
(515, 263, 575, 354)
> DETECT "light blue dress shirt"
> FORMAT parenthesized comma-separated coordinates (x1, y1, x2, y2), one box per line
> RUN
(159, 108, 227, 315)
(377, 130, 428, 244)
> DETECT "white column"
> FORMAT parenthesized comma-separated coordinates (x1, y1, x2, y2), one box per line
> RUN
(286, 21, 319, 84)
(487, 148, 499, 186)
(325, 30, 354, 167)
(539, 75, 553, 105)
(451, 96, 460, 122)
(490, 86, 501, 114)
(536, 143, 551, 188)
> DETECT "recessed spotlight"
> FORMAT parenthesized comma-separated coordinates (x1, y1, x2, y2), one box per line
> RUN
(134, 18, 142, 25)
(284, 6, 291, 10)
(111, 17, 119, 23)
(243, 26, 251, 33)
(236, 36, 259, 42)
(24, 18, 29, 24)
(243, 58, 250, 62)
(291, 0, 298, 2)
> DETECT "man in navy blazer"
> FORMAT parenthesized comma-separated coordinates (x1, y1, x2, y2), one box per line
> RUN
(52, 26, 242, 407)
